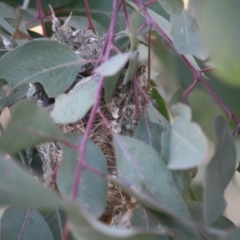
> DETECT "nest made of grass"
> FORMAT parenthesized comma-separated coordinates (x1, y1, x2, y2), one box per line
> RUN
(35, 10, 149, 228)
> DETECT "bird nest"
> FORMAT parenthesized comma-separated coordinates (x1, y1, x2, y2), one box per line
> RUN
(32, 10, 149, 228)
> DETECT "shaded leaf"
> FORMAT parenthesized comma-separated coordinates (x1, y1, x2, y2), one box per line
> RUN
(132, 206, 168, 240)
(203, 0, 240, 86)
(57, 134, 108, 218)
(95, 52, 130, 77)
(104, 73, 120, 103)
(167, 103, 208, 169)
(0, 100, 63, 154)
(0, 152, 63, 207)
(51, 76, 99, 124)
(133, 110, 163, 154)
(222, 228, 240, 240)
(43, 209, 75, 240)
(171, 9, 208, 60)
(111, 178, 200, 240)
(1, 206, 53, 240)
(113, 134, 191, 218)
(0, 79, 28, 111)
(123, 51, 138, 85)
(0, 39, 82, 97)
(187, 201, 234, 229)
(204, 116, 236, 226)
(157, 0, 184, 15)
(66, 201, 167, 240)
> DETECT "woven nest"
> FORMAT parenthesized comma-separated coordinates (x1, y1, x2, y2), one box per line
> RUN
(33, 9, 149, 228)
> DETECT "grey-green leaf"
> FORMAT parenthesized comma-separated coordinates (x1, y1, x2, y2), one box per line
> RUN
(57, 134, 108, 218)
(0, 39, 82, 97)
(51, 76, 99, 124)
(1, 100, 60, 148)
(171, 9, 208, 60)
(0, 152, 63, 207)
(123, 51, 138, 85)
(168, 103, 208, 169)
(157, 0, 184, 15)
(113, 134, 191, 219)
(204, 116, 236, 226)
(0, 100, 63, 154)
(1, 206, 53, 240)
(95, 53, 130, 77)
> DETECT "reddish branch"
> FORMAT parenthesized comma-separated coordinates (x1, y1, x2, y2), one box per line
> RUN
(71, 0, 122, 200)
(134, 0, 240, 124)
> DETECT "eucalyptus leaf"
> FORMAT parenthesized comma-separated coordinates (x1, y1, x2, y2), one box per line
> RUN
(203, 0, 240, 86)
(157, 0, 184, 15)
(168, 103, 208, 169)
(95, 52, 130, 77)
(57, 134, 108, 218)
(104, 73, 120, 103)
(204, 116, 236, 226)
(51, 76, 99, 124)
(113, 134, 191, 219)
(1, 206, 53, 240)
(222, 228, 240, 240)
(0, 39, 82, 97)
(0, 100, 63, 154)
(0, 152, 63, 207)
(132, 206, 168, 240)
(123, 51, 138, 85)
(171, 9, 208, 60)
(67, 201, 167, 240)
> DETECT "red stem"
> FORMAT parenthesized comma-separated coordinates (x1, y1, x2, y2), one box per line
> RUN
(122, 0, 130, 30)
(71, 0, 121, 200)
(134, 0, 240, 124)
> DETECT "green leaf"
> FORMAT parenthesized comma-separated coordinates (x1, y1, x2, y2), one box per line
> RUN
(43, 209, 75, 240)
(57, 134, 108, 218)
(1, 206, 53, 240)
(66, 201, 168, 240)
(95, 52, 130, 77)
(133, 110, 163, 154)
(203, 0, 240, 86)
(123, 51, 138, 85)
(0, 79, 28, 111)
(0, 39, 82, 97)
(150, 82, 170, 121)
(104, 73, 120, 103)
(171, 9, 208, 60)
(167, 103, 208, 169)
(0, 100, 63, 154)
(0, 152, 63, 207)
(204, 116, 237, 226)
(111, 178, 200, 240)
(132, 206, 168, 240)
(1, 207, 53, 239)
(187, 201, 234, 229)
(113, 134, 191, 219)
(157, 0, 184, 15)
(222, 228, 240, 240)
(51, 76, 99, 124)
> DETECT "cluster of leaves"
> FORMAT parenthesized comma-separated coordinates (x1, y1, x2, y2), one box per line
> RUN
(0, 0, 240, 239)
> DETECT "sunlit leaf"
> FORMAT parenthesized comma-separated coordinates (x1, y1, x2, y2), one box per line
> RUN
(0, 39, 82, 97)
(51, 76, 99, 124)
(1, 206, 53, 240)
(204, 116, 236, 226)
(168, 103, 208, 169)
